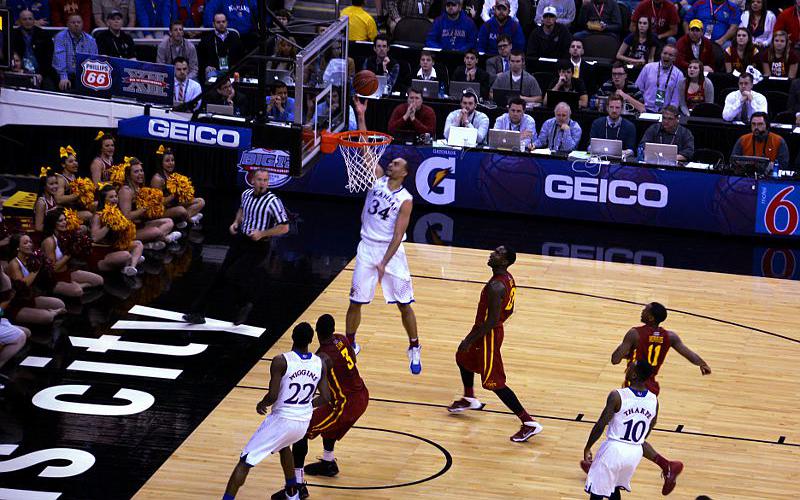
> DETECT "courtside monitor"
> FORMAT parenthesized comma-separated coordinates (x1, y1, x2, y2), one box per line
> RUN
(729, 155, 771, 177)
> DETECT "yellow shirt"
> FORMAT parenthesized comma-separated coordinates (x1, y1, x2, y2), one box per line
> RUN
(341, 6, 378, 41)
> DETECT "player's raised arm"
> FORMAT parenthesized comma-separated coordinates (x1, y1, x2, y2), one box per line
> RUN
(584, 389, 621, 461)
(256, 354, 287, 414)
(459, 280, 504, 351)
(670, 332, 711, 375)
(611, 328, 639, 365)
(377, 199, 412, 280)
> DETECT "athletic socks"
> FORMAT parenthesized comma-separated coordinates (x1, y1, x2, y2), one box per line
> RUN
(346, 333, 356, 346)
(322, 449, 335, 462)
(285, 477, 298, 497)
(517, 410, 534, 424)
(294, 468, 304, 484)
(409, 337, 419, 348)
(222, 494, 235, 500)
(653, 453, 671, 473)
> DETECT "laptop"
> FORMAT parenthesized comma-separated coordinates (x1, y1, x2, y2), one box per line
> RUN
(488, 129, 521, 152)
(546, 89, 580, 110)
(447, 126, 479, 147)
(449, 81, 481, 100)
(411, 79, 440, 99)
(590, 138, 623, 157)
(371, 75, 388, 97)
(644, 143, 678, 166)
(206, 103, 235, 116)
(729, 155, 771, 177)
(492, 88, 521, 107)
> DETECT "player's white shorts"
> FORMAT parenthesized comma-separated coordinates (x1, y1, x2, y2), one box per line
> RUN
(350, 239, 414, 304)
(0, 319, 25, 345)
(585, 439, 644, 497)
(240, 413, 309, 467)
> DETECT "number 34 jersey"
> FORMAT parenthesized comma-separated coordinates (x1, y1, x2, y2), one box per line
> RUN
(606, 387, 658, 445)
(361, 176, 413, 243)
(271, 351, 323, 422)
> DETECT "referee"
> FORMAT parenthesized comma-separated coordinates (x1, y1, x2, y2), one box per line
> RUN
(183, 169, 289, 325)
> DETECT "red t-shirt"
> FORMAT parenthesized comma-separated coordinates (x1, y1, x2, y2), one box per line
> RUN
(758, 49, 800, 76)
(631, 0, 680, 36)
(774, 7, 800, 46)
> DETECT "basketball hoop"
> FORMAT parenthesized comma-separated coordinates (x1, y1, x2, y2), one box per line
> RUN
(321, 130, 393, 193)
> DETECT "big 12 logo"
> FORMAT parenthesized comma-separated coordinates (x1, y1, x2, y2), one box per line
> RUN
(81, 59, 113, 90)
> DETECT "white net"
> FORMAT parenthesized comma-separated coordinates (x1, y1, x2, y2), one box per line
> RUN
(338, 133, 391, 193)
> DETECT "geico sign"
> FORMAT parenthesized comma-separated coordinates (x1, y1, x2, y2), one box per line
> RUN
(147, 119, 241, 148)
(545, 175, 668, 208)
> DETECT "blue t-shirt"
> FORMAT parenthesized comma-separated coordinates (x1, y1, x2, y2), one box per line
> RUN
(687, 0, 741, 41)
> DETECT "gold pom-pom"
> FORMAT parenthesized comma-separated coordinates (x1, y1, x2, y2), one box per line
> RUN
(98, 205, 136, 250)
(136, 187, 165, 218)
(69, 177, 96, 209)
(63, 208, 82, 231)
(166, 173, 196, 205)
(109, 163, 126, 187)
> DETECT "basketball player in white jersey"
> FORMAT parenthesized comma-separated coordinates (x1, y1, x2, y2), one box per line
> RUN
(584, 360, 659, 500)
(346, 157, 421, 374)
(223, 323, 330, 500)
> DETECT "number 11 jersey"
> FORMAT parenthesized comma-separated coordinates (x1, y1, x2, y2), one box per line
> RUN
(360, 176, 413, 243)
(271, 351, 323, 422)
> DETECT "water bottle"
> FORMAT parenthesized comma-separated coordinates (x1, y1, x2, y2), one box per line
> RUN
(773, 160, 781, 179)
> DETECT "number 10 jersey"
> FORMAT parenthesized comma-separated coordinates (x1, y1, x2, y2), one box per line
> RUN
(360, 176, 413, 243)
(606, 387, 658, 445)
(271, 351, 323, 422)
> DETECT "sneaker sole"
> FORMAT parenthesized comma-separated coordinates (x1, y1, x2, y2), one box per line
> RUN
(447, 402, 486, 413)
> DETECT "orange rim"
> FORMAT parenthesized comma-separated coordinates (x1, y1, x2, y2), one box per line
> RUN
(334, 130, 393, 148)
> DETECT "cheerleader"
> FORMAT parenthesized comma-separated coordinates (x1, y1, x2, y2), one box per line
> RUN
(118, 158, 180, 250)
(55, 146, 93, 223)
(151, 146, 205, 227)
(89, 131, 116, 186)
(33, 169, 60, 233)
(41, 209, 104, 297)
(90, 185, 144, 276)
(5, 235, 66, 326)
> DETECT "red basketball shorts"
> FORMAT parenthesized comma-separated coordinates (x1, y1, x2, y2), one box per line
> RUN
(455, 327, 506, 390)
(307, 387, 369, 441)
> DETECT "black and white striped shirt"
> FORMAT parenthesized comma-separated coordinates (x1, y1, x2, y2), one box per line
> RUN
(239, 189, 288, 235)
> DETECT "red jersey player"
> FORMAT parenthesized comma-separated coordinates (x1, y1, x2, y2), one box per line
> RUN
(582, 302, 711, 496)
(447, 245, 544, 442)
(274, 314, 369, 500)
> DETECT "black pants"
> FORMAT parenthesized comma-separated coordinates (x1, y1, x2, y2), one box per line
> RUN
(191, 232, 270, 315)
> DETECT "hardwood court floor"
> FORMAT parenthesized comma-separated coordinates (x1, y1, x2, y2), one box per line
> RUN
(136, 243, 800, 500)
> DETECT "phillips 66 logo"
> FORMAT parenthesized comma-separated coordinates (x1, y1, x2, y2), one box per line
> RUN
(81, 59, 113, 90)
(756, 184, 800, 236)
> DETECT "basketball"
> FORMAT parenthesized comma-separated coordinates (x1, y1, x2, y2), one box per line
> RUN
(353, 70, 379, 96)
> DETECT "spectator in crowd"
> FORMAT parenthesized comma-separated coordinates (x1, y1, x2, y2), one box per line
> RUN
(492, 97, 536, 150)
(617, 16, 658, 67)
(265, 81, 295, 122)
(52, 13, 98, 91)
(12, 9, 55, 87)
(759, 30, 798, 78)
(630, 0, 679, 42)
(573, 0, 623, 40)
(426, 0, 477, 51)
(135, 0, 174, 30)
(444, 91, 490, 144)
(535, 0, 575, 26)
(722, 72, 767, 122)
(676, 19, 716, 72)
(481, 0, 519, 20)
(414, 50, 441, 82)
(198, 12, 244, 82)
(740, 0, 774, 48)
(387, 0, 432, 32)
(679, 59, 715, 115)
(388, 87, 437, 138)
(568, 39, 589, 79)
(527, 6, 572, 60)
(340, 0, 378, 41)
(725, 27, 758, 72)
(544, 59, 587, 108)
(685, 0, 740, 47)
(639, 105, 695, 161)
(490, 50, 543, 104)
(9, 0, 49, 25)
(206, 78, 250, 116)
(590, 94, 636, 156)
(486, 34, 513, 82)
(6, 51, 43, 87)
(268, 36, 298, 76)
(453, 48, 491, 98)
(477, 0, 525, 55)
(596, 62, 645, 113)
(636, 43, 684, 112)
(96, 10, 136, 59)
(787, 78, 800, 124)
(204, 0, 258, 37)
(93, 0, 135, 27)
(731, 112, 789, 166)
(363, 35, 402, 93)
(773, 0, 800, 48)
(533, 102, 581, 151)
(173, 57, 201, 108)
(321, 41, 354, 88)
(50, 0, 92, 28)
(176, 0, 206, 27)
(157, 21, 199, 81)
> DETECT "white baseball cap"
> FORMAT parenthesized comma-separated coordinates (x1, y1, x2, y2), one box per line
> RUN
(542, 6, 558, 16)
